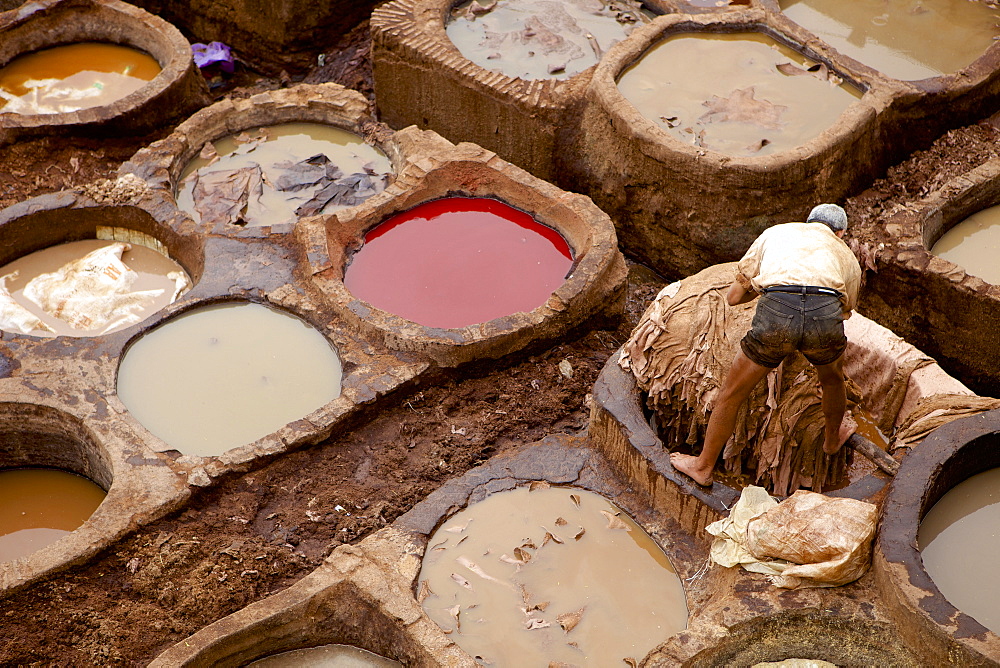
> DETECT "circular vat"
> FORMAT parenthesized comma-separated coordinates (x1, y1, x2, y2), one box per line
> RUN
(930, 203, 1000, 286)
(319, 156, 627, 367)
(681, 611, 919, 666)
(371, 0, 655, 180)
(0, 42, 160, 115)
(0, 0, 207, 139)
(148, 573, 453, 666)
(578, 13, 879, 277)
(773, 0, 1000, 82)
(0, 402, 112, 564)
(615, 29, 862, 157)
(444, 0, 652, 81)
(856, 159, 1000, 395)
(122, 84, 396, 234)
(343, 196, 574, 330)
(417, 484, 688, 665)
(0, 197, 202, 338)
(877, 408, 1000, 663)
(174, 122, 392, 229)
(116, 300, 343, 457)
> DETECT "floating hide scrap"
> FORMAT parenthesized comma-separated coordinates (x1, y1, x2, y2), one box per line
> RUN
(447, 0, 651, 80)
(182, 128, 390, 228)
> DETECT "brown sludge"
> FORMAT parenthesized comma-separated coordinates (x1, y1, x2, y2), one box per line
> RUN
(445, 0, 648, 80)
(931, 204, 1000, 286)
(417, 485, 687, 665)
(616, 32, 860, 157)
(919, 467, 1000, 636)
(0, 468, 106, 563)
(780, 0, 1000, 81)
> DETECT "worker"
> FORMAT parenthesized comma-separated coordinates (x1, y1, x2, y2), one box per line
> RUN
(670, 203, 862, 486)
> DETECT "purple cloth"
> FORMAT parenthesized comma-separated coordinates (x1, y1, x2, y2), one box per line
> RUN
(192, 42, 235, 74)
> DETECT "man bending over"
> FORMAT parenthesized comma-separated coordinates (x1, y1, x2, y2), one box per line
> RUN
(670, 203, 862, 486)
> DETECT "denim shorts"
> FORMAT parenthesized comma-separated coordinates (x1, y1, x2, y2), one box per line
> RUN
(740, 291, 846, 368)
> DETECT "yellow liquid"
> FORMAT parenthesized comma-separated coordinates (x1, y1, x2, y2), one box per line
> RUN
(0, 42, 160, 114)
(781, 0, 1000, 81)
(919, 467, 1000, 634)
(116, 302, 343, 457)
(418, 485, 688, 665)
(617, 32, 862, 156)
(0, 468, 106, 563)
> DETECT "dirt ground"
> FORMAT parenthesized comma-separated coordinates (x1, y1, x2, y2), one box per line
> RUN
(2, 9, 1000, 667)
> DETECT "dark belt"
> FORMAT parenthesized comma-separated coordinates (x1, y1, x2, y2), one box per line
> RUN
(762, 285, 842, 298)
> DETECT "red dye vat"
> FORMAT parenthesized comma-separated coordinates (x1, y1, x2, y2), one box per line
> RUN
(344, 197, 574, 329)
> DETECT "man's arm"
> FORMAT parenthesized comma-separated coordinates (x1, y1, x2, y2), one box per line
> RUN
(727, 279, 758, 306)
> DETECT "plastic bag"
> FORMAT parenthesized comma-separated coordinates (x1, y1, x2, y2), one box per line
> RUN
(191, 41, 235, 73)
(706, 486, 877, 589)
(22, 242, 187, 334)
(746, 490, 877, 589)
(0, 272, 53, 335)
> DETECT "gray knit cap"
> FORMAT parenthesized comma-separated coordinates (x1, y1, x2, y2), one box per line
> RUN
(806, 203, 848, 231)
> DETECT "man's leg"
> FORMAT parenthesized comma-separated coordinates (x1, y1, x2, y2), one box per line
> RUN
(815, 356, 851, 455)
(670, 349, 771, 485)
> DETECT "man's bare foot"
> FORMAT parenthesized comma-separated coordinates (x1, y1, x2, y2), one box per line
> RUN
(670, 452, 714, 486)
(823, 415, 857, 455)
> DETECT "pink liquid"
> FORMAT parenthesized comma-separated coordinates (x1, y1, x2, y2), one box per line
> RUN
(344, 197, 573, 329)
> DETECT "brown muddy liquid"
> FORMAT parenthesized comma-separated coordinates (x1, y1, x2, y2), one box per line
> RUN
(0, 239, 188, 337)
(780, 0, 1000, 81)
(919, 467, 1000, 634)
(823, 407, 888, 493)
(248, 644, 401, 667)
(446, 0, 647, 80)
(116, 302, 342, 457)
(851, 407, 889, 451)
(617, 32, 862, 157)
(418, 485, 688, 665)
(0, 468, 106, 563)
(0, 42, 160, 114)
(931, 204, 1000, 285)
(176, 123, 392, 228)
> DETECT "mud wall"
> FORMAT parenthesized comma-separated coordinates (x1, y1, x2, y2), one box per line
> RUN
(371, 0, 591, 183)
(126, 0, 380, 74)
(857, 159, 1000, 396)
